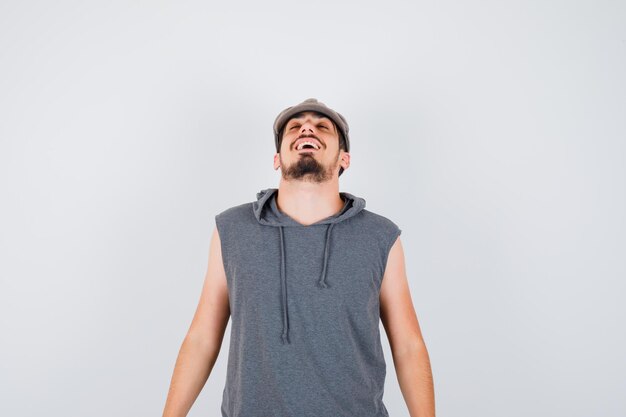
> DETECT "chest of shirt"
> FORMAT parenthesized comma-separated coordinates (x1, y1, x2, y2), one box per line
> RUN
(222, 223, 385, 318)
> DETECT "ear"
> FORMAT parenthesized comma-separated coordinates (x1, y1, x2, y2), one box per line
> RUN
(273, 153, 281, 170)
(340, 152, 350, 170)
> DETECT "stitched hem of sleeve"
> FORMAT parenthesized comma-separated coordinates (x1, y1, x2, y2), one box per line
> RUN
(214, 214, 230, 282)
(381, 227, 402, 281)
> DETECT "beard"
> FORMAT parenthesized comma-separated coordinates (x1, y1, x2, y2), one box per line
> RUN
(280, 152, 338, 183)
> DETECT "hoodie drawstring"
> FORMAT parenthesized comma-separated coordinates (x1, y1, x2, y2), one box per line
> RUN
(278, 223, 335, 344)
(279, 226, 290, 344)
(318, 223, 335, 289)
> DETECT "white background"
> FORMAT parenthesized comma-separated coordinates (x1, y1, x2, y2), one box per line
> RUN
(1, 1, 624, 416)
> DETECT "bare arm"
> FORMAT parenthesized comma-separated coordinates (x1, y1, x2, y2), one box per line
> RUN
(380, 237, 435, 417)
(162, 226, 231, 417)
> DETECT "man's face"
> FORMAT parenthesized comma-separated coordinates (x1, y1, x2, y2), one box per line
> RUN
(275, 111, 347, 183)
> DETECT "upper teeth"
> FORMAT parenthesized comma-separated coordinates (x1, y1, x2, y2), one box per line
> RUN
(297, 141, 320, 150)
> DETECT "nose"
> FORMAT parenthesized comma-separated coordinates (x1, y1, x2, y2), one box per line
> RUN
(300, 122, 315, 135)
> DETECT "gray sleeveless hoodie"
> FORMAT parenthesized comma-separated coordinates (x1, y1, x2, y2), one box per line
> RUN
(215, 188, 402, 417)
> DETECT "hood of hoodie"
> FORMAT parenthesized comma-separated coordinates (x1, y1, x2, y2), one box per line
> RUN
(253, 187, 366, 227)
(251, 187, 366, 344)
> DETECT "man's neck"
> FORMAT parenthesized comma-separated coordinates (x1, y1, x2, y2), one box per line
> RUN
(275, 181, 345, 226)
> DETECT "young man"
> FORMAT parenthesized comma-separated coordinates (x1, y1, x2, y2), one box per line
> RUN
(162, 98, 435, 417)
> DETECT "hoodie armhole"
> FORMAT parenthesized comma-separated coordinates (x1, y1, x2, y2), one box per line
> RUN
(214, 214, 230, 282)
(381, 225, 402, 281)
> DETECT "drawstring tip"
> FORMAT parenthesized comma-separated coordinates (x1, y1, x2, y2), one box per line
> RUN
(281, 333, 290, 344)
(317, 280, 328, 289)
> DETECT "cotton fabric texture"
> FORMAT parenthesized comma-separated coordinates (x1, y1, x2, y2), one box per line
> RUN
(215, 188, 402, 417)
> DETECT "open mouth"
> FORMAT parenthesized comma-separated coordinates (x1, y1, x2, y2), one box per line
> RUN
(297, 146, 319, 153)
(295, 141, 321, 151)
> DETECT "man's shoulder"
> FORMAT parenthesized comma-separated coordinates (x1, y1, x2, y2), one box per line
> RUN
(357, 208, 402, 233)
(215, 201, 254, 222)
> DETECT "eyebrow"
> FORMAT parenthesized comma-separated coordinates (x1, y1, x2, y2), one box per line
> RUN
(283, 112, 337, 135)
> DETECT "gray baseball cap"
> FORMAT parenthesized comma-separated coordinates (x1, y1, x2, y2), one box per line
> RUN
(273, 98, 350, 152)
